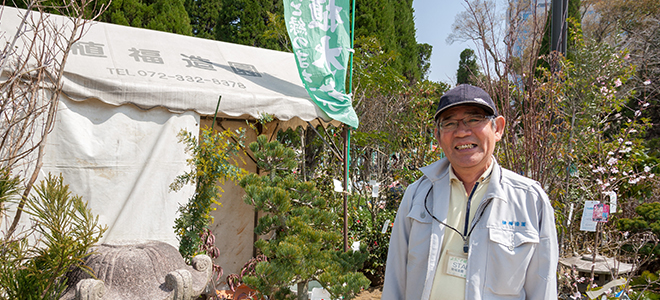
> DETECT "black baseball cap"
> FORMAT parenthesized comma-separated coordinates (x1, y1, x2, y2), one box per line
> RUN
(433, 84, 498, 120)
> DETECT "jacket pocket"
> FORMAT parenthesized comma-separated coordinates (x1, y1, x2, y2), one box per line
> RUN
(406, 204, 433, 262)
(485, 228, 539, 296)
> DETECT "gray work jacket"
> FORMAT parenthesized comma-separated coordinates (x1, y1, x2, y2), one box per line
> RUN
(382, 158, 558, 300)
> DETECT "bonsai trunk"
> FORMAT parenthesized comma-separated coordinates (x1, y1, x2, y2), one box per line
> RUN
(297, 280, 309, 300)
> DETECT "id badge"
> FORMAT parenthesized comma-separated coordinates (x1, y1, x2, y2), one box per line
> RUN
(445, 251, 468, 279)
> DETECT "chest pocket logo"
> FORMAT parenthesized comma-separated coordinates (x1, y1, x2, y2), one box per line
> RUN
(486, 228, 539, 296)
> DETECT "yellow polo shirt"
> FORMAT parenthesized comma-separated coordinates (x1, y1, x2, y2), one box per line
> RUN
(429, 163, 493, 299)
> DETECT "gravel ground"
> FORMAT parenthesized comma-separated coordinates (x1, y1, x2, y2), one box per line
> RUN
(353, 286, 382, 300)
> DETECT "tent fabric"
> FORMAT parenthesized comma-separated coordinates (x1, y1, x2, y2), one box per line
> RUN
(1, 6, 341, 128)
(1, 6, 340, 261)
(40, 96, 199, 246)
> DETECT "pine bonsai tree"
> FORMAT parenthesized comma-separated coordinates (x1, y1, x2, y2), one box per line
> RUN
(240, 135, 370, 300)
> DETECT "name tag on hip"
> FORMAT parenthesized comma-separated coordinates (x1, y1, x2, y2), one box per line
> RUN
(446, 255, 468, 279)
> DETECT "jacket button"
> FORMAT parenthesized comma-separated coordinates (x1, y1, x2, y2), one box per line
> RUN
(420, 212, 426, 219)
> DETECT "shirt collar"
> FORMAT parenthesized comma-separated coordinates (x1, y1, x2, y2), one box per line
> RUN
(449, 160, 494, 185)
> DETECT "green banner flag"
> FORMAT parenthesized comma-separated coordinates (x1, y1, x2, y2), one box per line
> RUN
(283, 0, 359, 128)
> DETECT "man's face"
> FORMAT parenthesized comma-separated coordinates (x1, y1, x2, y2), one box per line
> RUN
(435, 105, 505, 178)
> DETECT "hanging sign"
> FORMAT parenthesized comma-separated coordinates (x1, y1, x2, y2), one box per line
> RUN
(283, 0, 359, 128)
(580, 201, 599, 232)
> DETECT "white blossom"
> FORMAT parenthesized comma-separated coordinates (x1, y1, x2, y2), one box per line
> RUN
(607, 157, 618, 165)
(645, 166, 652, 172)
(644, 79, 652, 85)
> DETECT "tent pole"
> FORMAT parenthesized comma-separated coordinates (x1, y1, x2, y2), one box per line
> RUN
(342, 126, 349, 252)
(342, 0, 357, 253)
(211, 95, 222, 132)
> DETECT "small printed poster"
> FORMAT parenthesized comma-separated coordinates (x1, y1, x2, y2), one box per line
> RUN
(580, 201, 599, 232)
(592, 203, 610, 223)
(593, 203, 604, 222)
(601, 204, 610, 222)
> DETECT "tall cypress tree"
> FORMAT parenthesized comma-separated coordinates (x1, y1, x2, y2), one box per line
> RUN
(96, 0, 193, 35)
(215, 0, 285, 50)
(355, 0, 422, 83)
(185, 0, 223, 39)
(393, 0, 420, 82)
(456, 48, 481, 85)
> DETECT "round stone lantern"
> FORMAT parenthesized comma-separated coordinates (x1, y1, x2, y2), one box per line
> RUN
(61, 240, 213, 300)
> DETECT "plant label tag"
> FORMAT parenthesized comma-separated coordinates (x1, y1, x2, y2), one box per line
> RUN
(446, 255, 468, 279)
(372, 183, 380, 198)
(351, 241, 360, 252)
(381, 219, 390, 233)
(333, 179, 343, 192)
(608, 191, 618, 213)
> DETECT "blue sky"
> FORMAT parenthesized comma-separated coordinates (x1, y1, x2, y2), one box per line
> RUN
(412, 1, 473, 85)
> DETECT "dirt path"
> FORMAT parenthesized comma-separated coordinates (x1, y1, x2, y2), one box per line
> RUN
(353, 286, 382, 300)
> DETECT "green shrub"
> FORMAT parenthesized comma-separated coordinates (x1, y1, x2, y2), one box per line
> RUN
(0, 172, 106, 299)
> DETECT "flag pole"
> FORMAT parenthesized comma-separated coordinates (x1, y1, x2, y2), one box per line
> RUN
(343, 0, 357, 253)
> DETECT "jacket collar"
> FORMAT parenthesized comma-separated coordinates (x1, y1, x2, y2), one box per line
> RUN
(420, 156, 507, 203)
(419, 158, 451, 183)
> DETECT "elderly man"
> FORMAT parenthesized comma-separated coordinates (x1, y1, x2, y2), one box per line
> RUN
(382, 84, 558, 300)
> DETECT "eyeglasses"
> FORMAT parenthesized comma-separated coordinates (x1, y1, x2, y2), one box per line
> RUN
(437, 115, 495, 132)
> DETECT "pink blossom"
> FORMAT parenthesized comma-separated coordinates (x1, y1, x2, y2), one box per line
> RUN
(614, 78, 622, 87)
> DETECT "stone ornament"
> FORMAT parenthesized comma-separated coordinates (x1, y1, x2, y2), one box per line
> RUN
(62, 240, 213, 300)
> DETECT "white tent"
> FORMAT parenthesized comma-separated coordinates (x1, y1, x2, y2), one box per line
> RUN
(1, 6, 338, 279)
